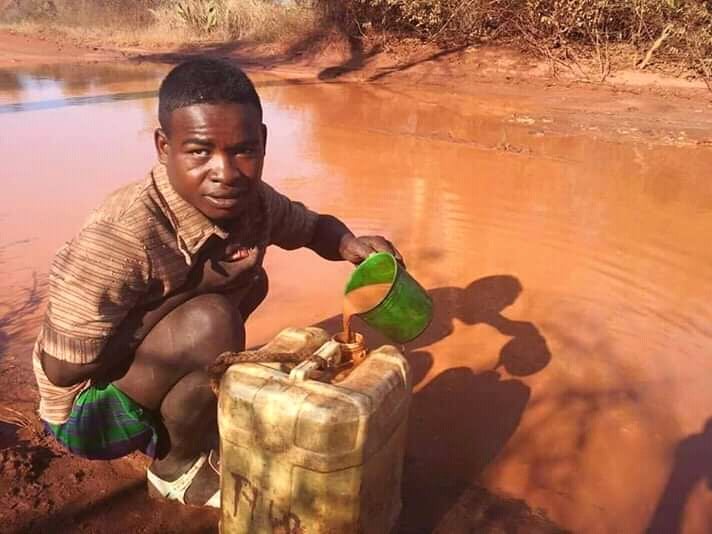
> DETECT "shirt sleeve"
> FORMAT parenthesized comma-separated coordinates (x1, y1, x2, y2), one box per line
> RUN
(41, 219, 150, 364)
(261, 182, 319, 250)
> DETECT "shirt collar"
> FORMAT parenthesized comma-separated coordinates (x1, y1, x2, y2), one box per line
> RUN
(151, 164, 228, 265)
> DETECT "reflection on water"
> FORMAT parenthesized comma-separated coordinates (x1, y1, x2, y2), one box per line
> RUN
(2, 62, 712, 533)
(0, 90, 158, 114)
(0, 62, 167, 102)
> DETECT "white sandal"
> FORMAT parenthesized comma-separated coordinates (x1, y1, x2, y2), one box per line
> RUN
(147, 451, 221, 508)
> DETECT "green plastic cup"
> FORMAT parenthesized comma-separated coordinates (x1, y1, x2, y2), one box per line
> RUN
(344, 252, 433, 343)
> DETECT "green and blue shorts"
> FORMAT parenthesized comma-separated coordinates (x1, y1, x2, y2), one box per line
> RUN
(44, 384, 158, 460)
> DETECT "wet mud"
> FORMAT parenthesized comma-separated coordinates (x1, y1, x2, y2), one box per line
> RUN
(2, 60, 712, 533)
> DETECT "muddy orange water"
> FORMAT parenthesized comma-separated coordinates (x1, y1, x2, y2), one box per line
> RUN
(2, 61, 712, 533)
(342, 282, 392, 342)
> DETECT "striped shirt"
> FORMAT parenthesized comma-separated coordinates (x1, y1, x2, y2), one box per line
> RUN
(33, 164, 319, 424)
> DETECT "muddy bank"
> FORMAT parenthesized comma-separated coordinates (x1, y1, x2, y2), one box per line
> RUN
(0, 28, 126, 66)
(1, 27, 711, 98)
(0, 426, 561, 533)
(0, 426, 219, 533)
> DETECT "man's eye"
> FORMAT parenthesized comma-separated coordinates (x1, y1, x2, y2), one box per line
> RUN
(190, 149, 209, 157)
(236, 147, 259, 157)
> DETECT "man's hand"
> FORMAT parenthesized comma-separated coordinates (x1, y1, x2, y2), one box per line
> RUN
(307, 214, 405, 266)
(339, 234, 405, 266)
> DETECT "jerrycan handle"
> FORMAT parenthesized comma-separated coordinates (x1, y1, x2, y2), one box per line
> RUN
(289, 340, 342, 382)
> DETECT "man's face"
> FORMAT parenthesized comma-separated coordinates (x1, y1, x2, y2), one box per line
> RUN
(155, 102, 267, 222)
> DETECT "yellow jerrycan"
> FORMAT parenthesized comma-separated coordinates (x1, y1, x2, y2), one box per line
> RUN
(217, 327, 412, 533)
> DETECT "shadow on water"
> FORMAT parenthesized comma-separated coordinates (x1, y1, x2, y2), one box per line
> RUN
(406, 276, 553, 532)
(313, 275, 554, 531)
(367, 44, 470, 82)
(0, 272, 45, 362)
(646, 418, 712, 534)
(0, 269, 46, 422)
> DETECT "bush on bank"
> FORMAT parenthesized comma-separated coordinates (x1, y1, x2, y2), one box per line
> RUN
(317, 0, 711, 81)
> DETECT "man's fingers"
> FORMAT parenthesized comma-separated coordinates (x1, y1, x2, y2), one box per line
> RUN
(381, 239, 406, 267)
(368, 237, 400, 259)
(215, 247, 259, 273)
(225, 245, 255, 262)
(228, 248, 249, 261)
(348, 239, 376, 264)
(226, 246, 259, 267)
(359, 236, 406, 268)
(233, 249, 249, 261)
(389, 243, 406, 268)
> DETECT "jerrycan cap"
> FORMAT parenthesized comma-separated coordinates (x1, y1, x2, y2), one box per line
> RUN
(289, 340, 342, 382)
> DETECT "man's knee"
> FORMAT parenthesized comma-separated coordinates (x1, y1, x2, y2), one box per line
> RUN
(171, 293, 246, 366)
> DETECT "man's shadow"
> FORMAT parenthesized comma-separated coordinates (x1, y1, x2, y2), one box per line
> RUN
(314, 275, 552, 532)
(646, 418, 712, 534)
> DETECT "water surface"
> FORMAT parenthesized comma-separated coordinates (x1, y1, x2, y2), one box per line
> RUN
(2, 61, 712, 533)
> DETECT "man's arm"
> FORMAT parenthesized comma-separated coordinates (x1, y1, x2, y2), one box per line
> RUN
(262, 183, 403, 264)
(307, 214, 405, 265)
(42, 242, 262, 387)
(41, 287, 200, 387)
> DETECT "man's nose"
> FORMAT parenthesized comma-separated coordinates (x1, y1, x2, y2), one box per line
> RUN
(209, 153, 240, 185)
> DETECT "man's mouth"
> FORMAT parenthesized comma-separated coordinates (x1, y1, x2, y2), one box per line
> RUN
(204, 190, 249, 209)
(205, 196, 240, 209)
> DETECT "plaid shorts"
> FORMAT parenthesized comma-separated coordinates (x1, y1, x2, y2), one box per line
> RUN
(44, 383, 158, 460)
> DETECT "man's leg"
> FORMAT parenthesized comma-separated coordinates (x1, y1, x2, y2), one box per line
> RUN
(113, 269, 268, 504)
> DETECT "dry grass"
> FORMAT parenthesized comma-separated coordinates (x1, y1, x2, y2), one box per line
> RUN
(149, 0, 315, 42)
(0, 0, 317, 47)
(0, 18, 186, 48)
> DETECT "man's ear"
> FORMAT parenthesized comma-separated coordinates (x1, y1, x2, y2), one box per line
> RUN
(155, 128, 170, 164)
(261, 123, 268, 156)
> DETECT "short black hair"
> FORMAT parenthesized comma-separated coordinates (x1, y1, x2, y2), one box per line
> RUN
(158, 58, 262, 134)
